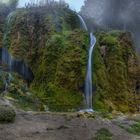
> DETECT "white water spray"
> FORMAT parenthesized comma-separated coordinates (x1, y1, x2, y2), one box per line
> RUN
(78, 15, 88, 31)
(78, 15, 96, 112)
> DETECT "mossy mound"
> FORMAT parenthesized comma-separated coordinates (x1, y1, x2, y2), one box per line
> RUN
(0, 105, 16, 123)
(1, 1, 140, 112)
(93, 31, 140, 113)
(4, 2, 89, 111)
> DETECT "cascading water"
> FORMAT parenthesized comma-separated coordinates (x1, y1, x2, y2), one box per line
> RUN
(78, 14, 96, 112)
(78, 15, 88, 31)
(1, 48, 34, 83)
(84, 33, 96, 111)
(0, 12, 34, 85)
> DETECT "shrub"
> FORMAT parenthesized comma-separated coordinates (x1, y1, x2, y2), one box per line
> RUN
(93, 128, 113, 140)
(0, 105, 16, 123)
(102, 34, 118, 46)
(120, 121, 140, 136)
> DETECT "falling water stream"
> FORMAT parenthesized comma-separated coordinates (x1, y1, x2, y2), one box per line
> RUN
(78, 15, 96, 112)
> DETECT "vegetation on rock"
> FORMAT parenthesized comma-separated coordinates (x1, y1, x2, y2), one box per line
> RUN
(0, 1, 139, 112)
(0, 0, 18, 48)
(93, 31, 140, 113)
(120, 120, 140, 136)
(2, 1, 89, 111)
(93, 128, 113, 140)
(0, 71, 43, 111)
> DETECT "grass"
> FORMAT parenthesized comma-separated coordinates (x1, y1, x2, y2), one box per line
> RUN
(120, 120, 140, 136)
(93, 128, 113, 140)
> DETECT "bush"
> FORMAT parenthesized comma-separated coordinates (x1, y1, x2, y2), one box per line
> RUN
(0, 105, 16, 123)
(93, 128, 113, 140)
(102, 34, 118, 46)
(120, 121, 140, 136)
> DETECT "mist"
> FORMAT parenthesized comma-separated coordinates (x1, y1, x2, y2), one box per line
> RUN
(0, 0, 9, 3)
(81, 0, 140, 53)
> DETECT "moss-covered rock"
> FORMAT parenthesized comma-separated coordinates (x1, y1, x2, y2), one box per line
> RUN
(4, 3, 89, 111)
(93, 31, 140, 113)
(0, 71, 43, 111)
(1, 1, 140, 112)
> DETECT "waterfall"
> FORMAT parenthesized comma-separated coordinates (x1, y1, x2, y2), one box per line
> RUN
(2, 11, 15, 72)
(84, 33, 96, 111)
(1, 48, 34, 84)
(0, 12, 34, 85)
(78, 14, 96, 112)
(78, 15, 88, 31)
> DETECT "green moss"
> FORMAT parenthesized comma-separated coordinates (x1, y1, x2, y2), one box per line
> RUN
(120, 120, 140, 136)
(93, 31, 140, 113)
(0, 72, 43, 111)
(93, 128, 113, 140)
(0, 72, 6, 92)
(7, 91, 43, 111)
(46, 83, 83, 111)
(0, 105, 16, 123)
(30, 29, 88, 111)
(2, 1, 139, 113)
(102, 34, 118, 46)
(6, 4, 89, 111)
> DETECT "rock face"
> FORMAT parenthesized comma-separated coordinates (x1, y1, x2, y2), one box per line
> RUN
(93, 31, 140, 112)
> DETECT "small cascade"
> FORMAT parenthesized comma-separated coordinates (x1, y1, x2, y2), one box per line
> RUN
(2, 48, 13, 71)
(78, 14, 96, 112)
(78, 15, 88, 31)
(1, 48, 34, 83)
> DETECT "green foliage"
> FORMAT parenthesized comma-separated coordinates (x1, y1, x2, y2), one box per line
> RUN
(46, 83, 83, 111)
(5, 4, 89, 111)
(102, 34, 118, 46)
(7, 88, 41, 111)
(0, 0, 19, 48)
(0, 72, 6, 92)
(8, 77, 43, 111)
(2, 0, 139, 113)
(0, 72, 44, 111)
(93, 31, 140, 113)
(31, 29, 88, 111)
(0, 105, 16, 123)
(64, 10, 79, 30)
(120, 121, 140, 136)
(93, 128, 113, 140)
